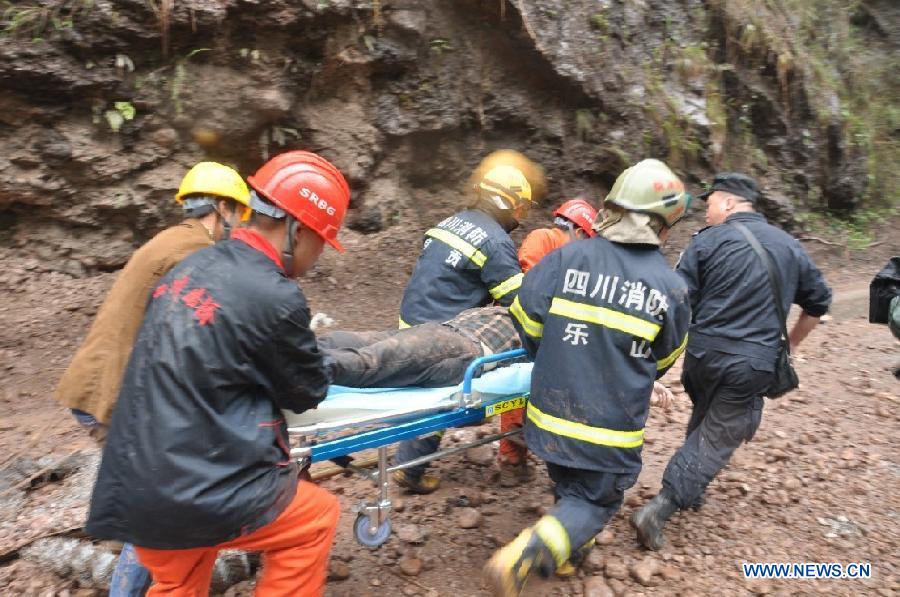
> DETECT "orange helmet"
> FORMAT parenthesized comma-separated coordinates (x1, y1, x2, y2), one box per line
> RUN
(247, 151, 350, 252)
(554, 198, 597, 237)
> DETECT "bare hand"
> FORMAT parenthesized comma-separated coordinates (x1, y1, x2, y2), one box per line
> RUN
(651, 381, 674, 410)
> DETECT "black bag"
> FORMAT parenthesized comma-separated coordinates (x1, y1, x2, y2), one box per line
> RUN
(869, 257, 900, 324)
(730, 222, 799, 398)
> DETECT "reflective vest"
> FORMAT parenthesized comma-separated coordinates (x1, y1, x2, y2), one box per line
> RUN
(399, 209, 523, 327)
(510, 236, 690, 473)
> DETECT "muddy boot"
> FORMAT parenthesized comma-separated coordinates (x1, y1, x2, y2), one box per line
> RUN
(554, 538, 595, 578)
(483, 527, 555, 597)
(393, 470, 441, 495)
(498, 460, 534, 488)
(631, 490, 678, 551)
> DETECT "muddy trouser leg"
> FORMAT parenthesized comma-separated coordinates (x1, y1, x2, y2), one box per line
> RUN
(109, 544, 152, 597)
(386, 325, 483, 479)
(543, 463, 638, 561)
(661, 349, 771, 509)
(317, 329, 399, 351)
(323, 324, 481, 389)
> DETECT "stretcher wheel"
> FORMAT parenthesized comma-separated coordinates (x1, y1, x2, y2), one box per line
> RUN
(354, 513, 392, 548)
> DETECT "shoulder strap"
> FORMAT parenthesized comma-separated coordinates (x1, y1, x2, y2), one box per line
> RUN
(729, 221, 791, 353)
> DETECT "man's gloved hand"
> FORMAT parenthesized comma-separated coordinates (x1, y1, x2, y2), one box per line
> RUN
(650, 381, 675, 410)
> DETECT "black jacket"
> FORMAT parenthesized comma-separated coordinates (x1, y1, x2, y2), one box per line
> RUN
(677, 212, 832, 362)
(511, 237, 690, 473)
(85, 230, 329, 549)
(399, 209, 522, 326)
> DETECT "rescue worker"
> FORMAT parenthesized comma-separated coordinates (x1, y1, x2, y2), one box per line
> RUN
(631, 172, 832, 551)
(499, 198, 598, 487)
(483, 159, 692, 596)
(85, 151, 350, 597)
(517, 198, 597, 271)
(394, 150, 547, 494)
(54, 161, 251, 596)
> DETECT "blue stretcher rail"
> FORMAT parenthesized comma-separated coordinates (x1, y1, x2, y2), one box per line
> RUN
(462, 348, 527, 396)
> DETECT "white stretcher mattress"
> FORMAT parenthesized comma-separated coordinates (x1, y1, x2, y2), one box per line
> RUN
(283, 363, 533, 428)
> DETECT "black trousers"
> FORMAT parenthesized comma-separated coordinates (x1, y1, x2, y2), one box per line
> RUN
(545, 463, 638, 553)
(661, 348, 773, 508)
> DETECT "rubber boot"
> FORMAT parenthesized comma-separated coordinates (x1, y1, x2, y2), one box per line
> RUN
(630, 490, 679, 551)
(393, 470, 440, 495)
(483, 528, 555, 597)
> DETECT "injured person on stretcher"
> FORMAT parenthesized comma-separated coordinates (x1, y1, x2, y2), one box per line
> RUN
(318, 305, 521, 388)
(318, 305, 677, 410)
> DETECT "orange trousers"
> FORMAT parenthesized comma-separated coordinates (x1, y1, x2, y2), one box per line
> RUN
(135, 480, 339, 597)
(499, 408, 527, 465)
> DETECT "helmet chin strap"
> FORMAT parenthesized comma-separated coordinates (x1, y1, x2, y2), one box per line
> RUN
(281, 216, 298, 275)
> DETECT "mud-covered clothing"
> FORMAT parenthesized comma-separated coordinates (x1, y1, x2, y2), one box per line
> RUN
(55, 219, 213, 424)
(319, 307, 520, 389)
(677, 212, 831, 362)
(501, 227, 577, 465)
(518, 227, 570, 273)
(545, 463, 638, 552)
(662, 349, 770, 508)
(443, 306, 520, 355)
(399, 209, 523, 327)
(86, 229, 329, 550)
(511, 236, 690, 474)
(320, 325, 482, 389)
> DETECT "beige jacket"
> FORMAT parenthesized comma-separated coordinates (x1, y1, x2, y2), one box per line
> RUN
(55, 219, 213, 424)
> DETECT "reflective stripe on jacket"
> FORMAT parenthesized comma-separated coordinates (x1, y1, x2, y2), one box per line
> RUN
(510, 236, 690, 473)
(399, 209, 522, 326)
(86, 230, 329, 549)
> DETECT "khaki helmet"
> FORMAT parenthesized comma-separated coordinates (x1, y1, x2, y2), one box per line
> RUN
(603, 159, 691, 227)
(176, 161, 252, 220)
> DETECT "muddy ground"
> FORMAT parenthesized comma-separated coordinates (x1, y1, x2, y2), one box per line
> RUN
(0, 222, 898, 597)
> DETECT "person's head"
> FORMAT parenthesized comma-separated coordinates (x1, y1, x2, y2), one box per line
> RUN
(246, 150, 350, 278)
(698, 172, 759, 226)
(553, 198, 597, 239)
(468, 149, 547, 231)
(592, 159, 690, 246)
(175, 162, 252, 240)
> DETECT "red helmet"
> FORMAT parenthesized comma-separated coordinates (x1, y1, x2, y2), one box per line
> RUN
(247, 151, 350, 252)
(554, 198, 597, 237)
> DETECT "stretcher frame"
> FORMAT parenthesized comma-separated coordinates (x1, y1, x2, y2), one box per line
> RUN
(287, 349, 529, 547)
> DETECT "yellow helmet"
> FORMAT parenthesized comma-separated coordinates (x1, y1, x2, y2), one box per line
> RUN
(175, 161, 251, 213)
(469, 149, 547, 205)
(477, 164, 533, 210)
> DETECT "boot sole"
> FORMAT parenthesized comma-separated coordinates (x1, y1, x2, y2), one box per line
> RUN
(482, 561, 522, 597)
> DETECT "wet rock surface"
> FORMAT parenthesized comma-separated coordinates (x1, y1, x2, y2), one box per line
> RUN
(1, 1, 895, 274)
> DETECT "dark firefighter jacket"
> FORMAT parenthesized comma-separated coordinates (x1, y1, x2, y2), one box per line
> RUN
(85, 229, 329, 550)
(677, 212, 832, 363)
(510, 236, 690, 474)
(399, 208, 523, 327)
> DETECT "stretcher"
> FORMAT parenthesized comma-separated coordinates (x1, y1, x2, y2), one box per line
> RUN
(285, 349, 530, 547)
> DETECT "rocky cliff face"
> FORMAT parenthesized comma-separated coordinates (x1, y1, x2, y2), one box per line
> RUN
(0, 0, 896, 274)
